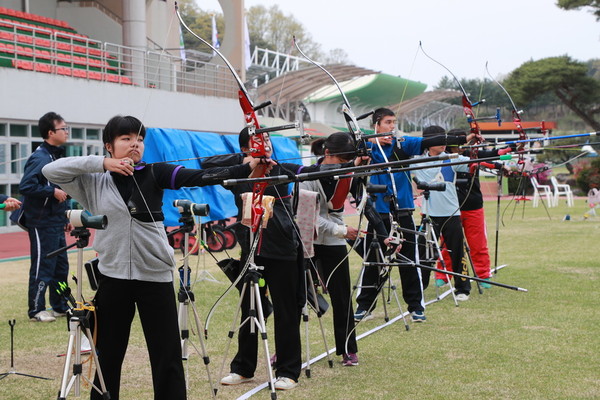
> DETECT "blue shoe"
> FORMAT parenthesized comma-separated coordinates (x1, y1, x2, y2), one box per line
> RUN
(353, 309, 373, 322)
(435, 279, 447, 287)
(480, 278, 492, 289)
(411, 311, 426, 322)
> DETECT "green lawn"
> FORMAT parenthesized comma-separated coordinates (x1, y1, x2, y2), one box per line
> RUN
(0, 198, 598, 400)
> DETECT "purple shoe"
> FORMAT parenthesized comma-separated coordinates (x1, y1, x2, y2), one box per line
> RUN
(342, 353, 358, 366)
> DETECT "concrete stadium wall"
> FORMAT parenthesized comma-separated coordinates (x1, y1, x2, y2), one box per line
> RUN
(0, 68, 246, 133)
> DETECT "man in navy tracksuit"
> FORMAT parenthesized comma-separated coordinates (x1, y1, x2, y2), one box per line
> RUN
(19, 112, 71, 322)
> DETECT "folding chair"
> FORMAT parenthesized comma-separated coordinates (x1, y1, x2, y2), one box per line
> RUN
(550, 176, 574, 207)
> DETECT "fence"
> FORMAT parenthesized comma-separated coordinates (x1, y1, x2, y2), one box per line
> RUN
(0, 19, 238, 98)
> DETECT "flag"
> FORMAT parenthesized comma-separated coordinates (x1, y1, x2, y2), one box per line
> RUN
(243, 15, 251, 71)
(211, 14, 220, 56)
(178, 24, 186, 62)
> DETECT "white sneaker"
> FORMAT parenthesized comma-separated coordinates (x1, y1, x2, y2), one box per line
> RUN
(274, 377, 297, 390)
(51, 310, 68, 318)
(30, 310, 56, 322)
(220, 373, 252, 385)
(455, 293, 470, 301)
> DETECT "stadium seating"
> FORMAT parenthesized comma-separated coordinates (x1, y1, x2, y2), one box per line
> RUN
(0, 7, 131, 85)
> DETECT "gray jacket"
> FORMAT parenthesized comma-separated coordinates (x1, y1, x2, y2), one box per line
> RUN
(44, 156, 176, 282)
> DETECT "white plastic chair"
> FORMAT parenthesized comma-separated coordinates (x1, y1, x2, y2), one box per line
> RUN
(550, 176, 574, 207)
(531, 177, 553, 207)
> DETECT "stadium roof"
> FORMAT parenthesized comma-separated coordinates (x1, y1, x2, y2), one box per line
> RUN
(256, 65, 427, 109)
(304, 73, 427, 108)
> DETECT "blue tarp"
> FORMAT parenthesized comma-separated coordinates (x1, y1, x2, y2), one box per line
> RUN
(143, 128, 301, 226)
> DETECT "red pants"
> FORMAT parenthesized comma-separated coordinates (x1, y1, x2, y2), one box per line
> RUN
(438, 208, 491, 280)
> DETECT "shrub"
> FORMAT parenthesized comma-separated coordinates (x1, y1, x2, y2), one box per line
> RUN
(574, 158, 600, 192)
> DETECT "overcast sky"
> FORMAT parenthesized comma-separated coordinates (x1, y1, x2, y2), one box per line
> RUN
(194, 0, 599, 89)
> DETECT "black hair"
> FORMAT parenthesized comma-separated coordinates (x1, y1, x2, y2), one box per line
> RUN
(422, 125, 446, 138)
(447, 128, 466, 137)
(238, 126, 251, 149)
(102, 115, 145, 145)
(38, 111, 64, 140)
(311, 132, 356, 161)
(372, 107, 395, 126)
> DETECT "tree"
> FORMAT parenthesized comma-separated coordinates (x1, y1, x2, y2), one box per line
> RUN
(323, 48, 351, 65)
(179, 3, 344, 65)
(536, 138, 599, 173)
(435, 76, 511, 108)
(177, 0, 224, 56)
(503, 56, 600, 131)
(556, 0, 600, 20)
(246, 5, 323, 60)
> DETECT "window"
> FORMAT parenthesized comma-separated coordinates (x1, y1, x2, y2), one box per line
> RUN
(87, 144, 102, 156)
(71, 128, 84, 140)
(10, 183, 20, 198)
(9, 124, 28, 137)
(66, 144, 83, 157)
(0, 144, 5, 174)
(87, 129, 100, 140)
(10, 143, 29, 174)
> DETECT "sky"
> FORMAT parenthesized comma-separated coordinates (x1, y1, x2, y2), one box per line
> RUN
(193, 0, 599, 89)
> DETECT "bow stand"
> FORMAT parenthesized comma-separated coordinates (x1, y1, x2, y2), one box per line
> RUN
(46, 210, 109, 399)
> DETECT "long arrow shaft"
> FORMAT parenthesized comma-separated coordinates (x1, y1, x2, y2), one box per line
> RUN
(342, 155, 512, 180)
(365, 262, 527, 292)
(223, 153, 460, 186)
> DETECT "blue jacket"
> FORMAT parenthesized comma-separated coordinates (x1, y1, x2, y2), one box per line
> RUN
(19, 142, 69, 227)
(368, 136, 423, 212)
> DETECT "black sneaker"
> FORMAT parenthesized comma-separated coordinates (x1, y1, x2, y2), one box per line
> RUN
(411, 311, 426, 322)
(353, 309, 373, 322)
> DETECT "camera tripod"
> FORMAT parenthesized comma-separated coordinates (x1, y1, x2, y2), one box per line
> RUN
(219, 260, 277, 399)
(302, 260, 333, 377)
(48, 227, 109, 399)
(173, 213, 216, 397)
(0, 319, 51, 381)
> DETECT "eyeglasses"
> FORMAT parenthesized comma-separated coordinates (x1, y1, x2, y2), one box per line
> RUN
(54, 126, 70, 133)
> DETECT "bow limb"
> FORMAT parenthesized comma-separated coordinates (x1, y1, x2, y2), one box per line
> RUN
(293, 37, 373, 298)
(176, 3, 269, 232)
(292, 37, 367, 155)
(485, 62, 533, 227)
(419, 42, 486, 158)
(485, 62, 528, 156)
(176, 3, 272, 339)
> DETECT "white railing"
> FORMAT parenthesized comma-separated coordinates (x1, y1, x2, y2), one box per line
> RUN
(250, 46, 309, 80)
(0, 19, 238, 99)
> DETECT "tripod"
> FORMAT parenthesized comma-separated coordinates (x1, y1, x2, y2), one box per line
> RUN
(0, 319, 51, 381)
(198, 226, 220, 283)
(174, 214, 216, 397)
(48, 227, 109, 399)
(416, 190, 459, 306)
(302, 260, 333, 377)
(219, 261, 277, 399)
(353, 233, 410, 330)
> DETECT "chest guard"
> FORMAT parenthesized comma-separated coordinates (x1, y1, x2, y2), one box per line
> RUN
(128, 166, 165, 221)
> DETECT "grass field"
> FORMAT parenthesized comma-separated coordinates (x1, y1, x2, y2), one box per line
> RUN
(0, 198, 598, 400)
